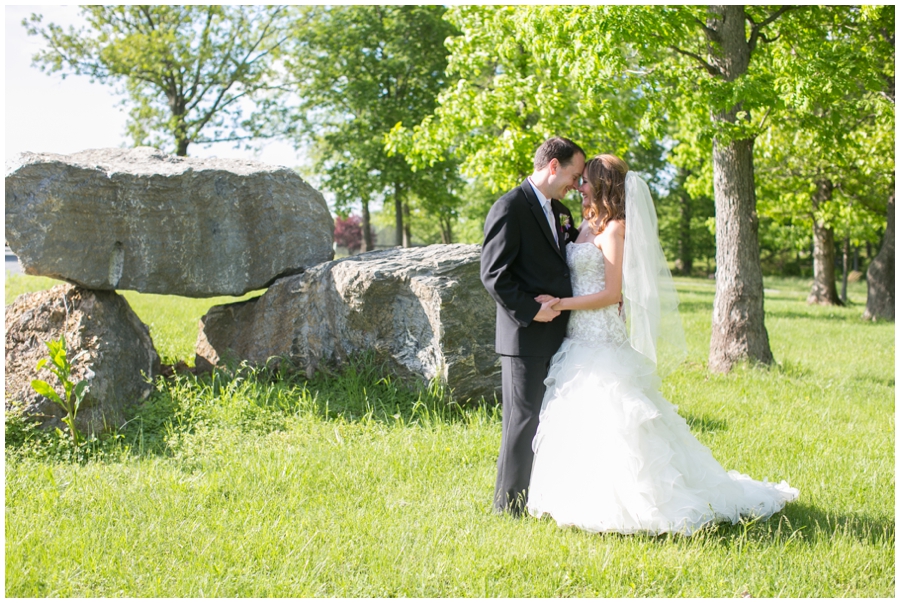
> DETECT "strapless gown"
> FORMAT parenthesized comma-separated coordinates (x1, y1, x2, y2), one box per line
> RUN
(526, 242, 799, 535)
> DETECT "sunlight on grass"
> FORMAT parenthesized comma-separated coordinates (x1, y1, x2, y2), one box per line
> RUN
(5, 272, 894, 597)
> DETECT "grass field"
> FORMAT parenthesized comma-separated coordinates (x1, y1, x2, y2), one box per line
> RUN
(4, 271, 894, 597)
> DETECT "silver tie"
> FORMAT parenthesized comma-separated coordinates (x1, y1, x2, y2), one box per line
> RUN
(544, 202, 558, 245)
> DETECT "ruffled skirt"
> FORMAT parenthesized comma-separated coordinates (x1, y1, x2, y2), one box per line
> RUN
(526, 337, 799, 535)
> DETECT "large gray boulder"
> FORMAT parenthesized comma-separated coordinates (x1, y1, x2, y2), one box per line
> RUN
(5, 284, 160, 436)
(196, 244, 500, 403)
(5, 147, 334, 297)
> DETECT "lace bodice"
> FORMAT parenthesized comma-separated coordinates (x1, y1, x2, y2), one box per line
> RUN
(565, 243, 628, 345)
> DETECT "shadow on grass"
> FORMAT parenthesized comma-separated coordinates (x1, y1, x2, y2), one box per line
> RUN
(681, 412, 728, 434)
(765, 308, 869, 322)
(646, 500, 894, 550)
(676, 301, 714, 315)
(851, 374, 895, 388)
(5, 352, 496, 463)
(101, 353, 497, 459)
(703, 501, 897, 549)
(567, 501, 894, 550)
(778, 501, 895, 547)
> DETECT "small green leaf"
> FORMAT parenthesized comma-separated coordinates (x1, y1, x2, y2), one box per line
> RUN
(73, 380, 89, 409)
(31, 379, 64, 406)
(45, 340, 61, 355)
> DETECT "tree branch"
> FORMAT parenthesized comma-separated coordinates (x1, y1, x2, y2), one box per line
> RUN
(691, 15, 720, 44)
(668, 45, 721, 76)
(193, 134, 262, 144)
(186, 8, 216, 103)
(748, 6, 798, 53)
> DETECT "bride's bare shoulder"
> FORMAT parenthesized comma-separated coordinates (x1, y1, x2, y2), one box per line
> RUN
(604, 220, 625, 238)
(593, 220, 624, 247)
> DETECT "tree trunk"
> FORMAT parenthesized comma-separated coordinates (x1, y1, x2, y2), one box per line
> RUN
(402, 201, 412, 248)
(706, 5, 774, 372)
(807, 179, 842, 305)
(172, 101, 189, 156)
(678, 184, 694, 275)
(394, 182, 404, 247)
(864, 192, 895, 321)
(361, 201, 373, 252)
(440, 216, 453, 244)
(840, 235, 849, 304)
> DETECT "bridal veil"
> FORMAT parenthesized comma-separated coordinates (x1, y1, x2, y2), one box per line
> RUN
(621, 171, 687, 376)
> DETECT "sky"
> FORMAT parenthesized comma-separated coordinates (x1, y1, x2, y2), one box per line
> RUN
(5, 5, 304, 168)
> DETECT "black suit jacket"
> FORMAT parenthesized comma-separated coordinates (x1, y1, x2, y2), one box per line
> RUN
(481, 179, 576, 356)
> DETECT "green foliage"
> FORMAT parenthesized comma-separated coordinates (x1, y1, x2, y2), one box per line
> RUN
(656, 169, 717, 276)
(755, 5, 894, 260)
(394, 6, 797, 189)
(4, 402, 41, 450)
(282, 5, 463, 245)
(395, 4, 893, 281)
(30, 335, 90, 446)
(5, 401, 126, 465)
(389, 6, 649, 194)
(24, 6, 292, 155)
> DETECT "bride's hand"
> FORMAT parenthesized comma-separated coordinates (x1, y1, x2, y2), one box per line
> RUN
(535, 294, 556, 304)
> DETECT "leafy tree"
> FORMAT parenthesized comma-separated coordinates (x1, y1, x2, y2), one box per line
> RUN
(389, 6, 648, 195)
(388, 5, 674, 260)
(282, 5, 461, 250)
(452, 177, 504, 245)
(754, 6, 894, 307)
(25, 6, 292, 156)
(656, 167, 717, 276)
(334, 214, 373, 255)
(405, 165, 467, 244)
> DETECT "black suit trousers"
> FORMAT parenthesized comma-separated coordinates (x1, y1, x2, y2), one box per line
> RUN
(494, 354, 553, 515)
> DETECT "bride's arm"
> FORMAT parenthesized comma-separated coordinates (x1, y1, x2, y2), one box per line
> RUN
(554, 220, 624, 311)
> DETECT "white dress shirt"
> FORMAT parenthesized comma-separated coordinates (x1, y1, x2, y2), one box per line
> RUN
(527, 177, 558, 245)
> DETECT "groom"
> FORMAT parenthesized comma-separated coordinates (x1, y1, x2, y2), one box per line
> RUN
(481, 136, 585, 515)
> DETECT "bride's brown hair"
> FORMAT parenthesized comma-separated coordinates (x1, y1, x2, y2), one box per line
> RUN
(583, 154, 629, 235)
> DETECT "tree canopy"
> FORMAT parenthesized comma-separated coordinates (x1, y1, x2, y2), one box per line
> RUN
(25, 5, 291, 155)
(281, 5, 462, 249)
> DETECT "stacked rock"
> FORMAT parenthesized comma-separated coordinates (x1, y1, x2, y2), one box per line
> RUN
(5, 147, 334, 434)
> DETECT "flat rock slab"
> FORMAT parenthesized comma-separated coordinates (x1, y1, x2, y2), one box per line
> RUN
(196, 244, 501, 403)
(5, 284, 160, 436)
(6, 147, 334, 297)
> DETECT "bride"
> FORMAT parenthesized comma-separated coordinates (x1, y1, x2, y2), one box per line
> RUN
(526, 154, 798, 535)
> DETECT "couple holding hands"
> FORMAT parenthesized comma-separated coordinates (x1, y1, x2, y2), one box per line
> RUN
(480, 137, 797, 535)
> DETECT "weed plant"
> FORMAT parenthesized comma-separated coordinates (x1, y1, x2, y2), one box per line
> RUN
(4, 273, 894, 597)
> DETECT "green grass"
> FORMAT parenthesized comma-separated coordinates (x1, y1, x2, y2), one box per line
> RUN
(5, 272, 894, 597)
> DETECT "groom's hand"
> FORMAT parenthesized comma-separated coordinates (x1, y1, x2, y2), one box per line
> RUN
(533, 297, 561, 322)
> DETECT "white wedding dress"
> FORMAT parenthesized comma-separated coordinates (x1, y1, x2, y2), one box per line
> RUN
(526, 242, 799, 535)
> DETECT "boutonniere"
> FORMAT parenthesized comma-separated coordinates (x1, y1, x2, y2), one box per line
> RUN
(558, 213, 577, 244)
